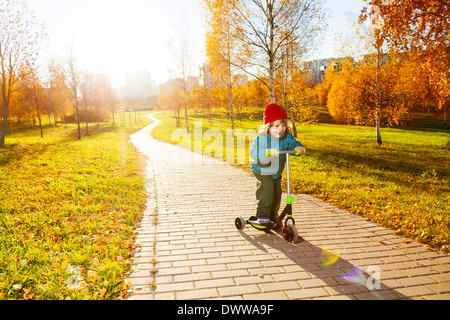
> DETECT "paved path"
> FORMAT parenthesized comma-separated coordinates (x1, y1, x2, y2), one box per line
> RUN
(126, 114, 450, 300)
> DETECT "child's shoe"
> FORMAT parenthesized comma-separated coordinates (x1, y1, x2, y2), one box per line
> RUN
(257, 216, 271, 226)
(271, 220, 282, 230)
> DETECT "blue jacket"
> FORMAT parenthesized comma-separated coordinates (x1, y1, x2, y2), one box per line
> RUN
(250, 132, 304, 180)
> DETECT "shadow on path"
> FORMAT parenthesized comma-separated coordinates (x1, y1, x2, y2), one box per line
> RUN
(240, 231, 407, 300)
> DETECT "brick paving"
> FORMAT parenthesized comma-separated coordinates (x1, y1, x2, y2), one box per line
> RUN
(126, 114, 450, 300)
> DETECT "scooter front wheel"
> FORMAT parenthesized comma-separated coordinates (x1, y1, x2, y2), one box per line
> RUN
(235, 217, 246, 231)
(283, 224, 298, 243)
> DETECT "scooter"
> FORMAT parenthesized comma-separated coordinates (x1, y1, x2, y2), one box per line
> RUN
(235, 149, 300, 243)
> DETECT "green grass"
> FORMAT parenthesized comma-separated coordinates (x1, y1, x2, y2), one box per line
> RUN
(0, 117, 151, 300)
(151, 111, 450, 252)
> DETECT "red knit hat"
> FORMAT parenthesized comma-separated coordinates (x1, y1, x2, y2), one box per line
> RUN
(264, 103, 288, 125)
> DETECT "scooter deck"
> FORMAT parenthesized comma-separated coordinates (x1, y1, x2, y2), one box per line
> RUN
(247, 217, 279, 231)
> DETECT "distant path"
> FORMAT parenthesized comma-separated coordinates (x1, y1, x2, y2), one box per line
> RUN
(126, 113, 450, 300)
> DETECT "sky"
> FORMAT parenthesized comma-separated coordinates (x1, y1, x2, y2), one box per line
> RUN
(27, 0, 366, 88)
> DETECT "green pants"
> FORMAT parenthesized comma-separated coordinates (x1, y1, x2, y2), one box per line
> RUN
(255, 174, 282, 220)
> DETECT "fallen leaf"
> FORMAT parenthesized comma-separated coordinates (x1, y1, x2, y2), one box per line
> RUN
(87, 270, 99, 281)
(67, 280, 87, 291)
(99, 287, 107, 298)
(12, 284, 22, 291)
(22, 288, 33, 300)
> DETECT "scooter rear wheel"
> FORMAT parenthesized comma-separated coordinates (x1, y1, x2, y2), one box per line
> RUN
(283, 224, 298, 243)
(235, 217, 246, 231)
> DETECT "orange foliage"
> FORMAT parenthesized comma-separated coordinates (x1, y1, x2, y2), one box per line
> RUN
(325, 53, 432, 125)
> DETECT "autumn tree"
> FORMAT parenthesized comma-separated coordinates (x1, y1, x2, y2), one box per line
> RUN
(360, 0, 450, 124)
(158, 79, 184, 127)
(392, 52, 428, 124)
(106, 87, 117, 126)
(289, 67, 318, 125)
(203, 0, 242, 137)
(326, 53, 418, 127)
(276, 39, 302, 136)
(228, 0, 325, 103)
(337, 4, 387, 144)
(367, 3, 386, 145)
(276, 50, 319, 136)
(327, 59, 365, 124)
(18, 66, 46, 137)
(48, 59, 72, 127)
(197, 67, 216, 124)
(0, 0, 46, 146)
(43, 67, 57, 127)
(236, 78, 270, 114)
(315, 63, 339, 106)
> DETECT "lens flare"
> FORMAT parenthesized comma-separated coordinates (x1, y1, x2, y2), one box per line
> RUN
(320, 249, 341, 266)
(342, 266, 365, 284)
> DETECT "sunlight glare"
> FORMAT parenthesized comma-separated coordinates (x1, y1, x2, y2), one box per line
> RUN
(69, 3, 169, 86)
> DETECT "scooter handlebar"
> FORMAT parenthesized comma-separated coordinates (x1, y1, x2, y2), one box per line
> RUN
(266, 149, 300, 157)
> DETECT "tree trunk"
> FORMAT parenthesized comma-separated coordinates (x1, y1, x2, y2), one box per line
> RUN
(112, 105, 115, 126)
(291, 102, 298, 138)
(183, 78, 190, 134)
(33, 84, 43, 138)
(184, 99, 189, 134)
(0, 79, 12, 147)
(74, 95, 81, 140)
(228, 63, 235, 138)
(83, 96, 90, 136)
(0, 101, 8, 147)
(375, 46, 382, 146)
(36, 103, 43, 138)
(444, 102, 447, 125)
(50, 88, 57, 127)
(268, 3, 276, 103)
(229, 89, 235, 138)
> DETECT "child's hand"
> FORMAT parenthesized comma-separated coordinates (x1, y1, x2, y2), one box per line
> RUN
(266, 148, 278, 157)
(295, 146, 306, 156)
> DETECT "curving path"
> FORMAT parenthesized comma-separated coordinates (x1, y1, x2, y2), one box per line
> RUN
(126, 113, 450, 300)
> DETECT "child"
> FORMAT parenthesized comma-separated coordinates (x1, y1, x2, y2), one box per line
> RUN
(250, 103, 306, 227)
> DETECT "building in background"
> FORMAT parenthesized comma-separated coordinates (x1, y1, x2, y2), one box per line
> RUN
(306, 58, 334, 84)
(126, 70, 151, 99)
(117, 70, 159, 101)
(86, 73, 112, 92)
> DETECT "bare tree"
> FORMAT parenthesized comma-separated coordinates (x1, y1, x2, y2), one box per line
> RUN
(80, 71, 92, 136)
(229, 0, 326, 103)
(48, 59, 71, 128)
(167, 12, 194, 134)
(107, 87, 117, 126)
(0, 0, 46, 146)
(65, 46, 83, 140)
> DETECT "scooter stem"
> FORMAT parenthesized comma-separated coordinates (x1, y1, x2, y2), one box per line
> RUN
(270, 150, 298, 205)
(286, 153, 291, 198)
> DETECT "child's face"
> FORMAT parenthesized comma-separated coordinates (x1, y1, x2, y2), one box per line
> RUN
(269, 120, 287, 138)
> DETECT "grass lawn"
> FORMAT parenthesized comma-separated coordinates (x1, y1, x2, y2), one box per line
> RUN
(0, 117, 151, 300)
(151, 111, 450, 252)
